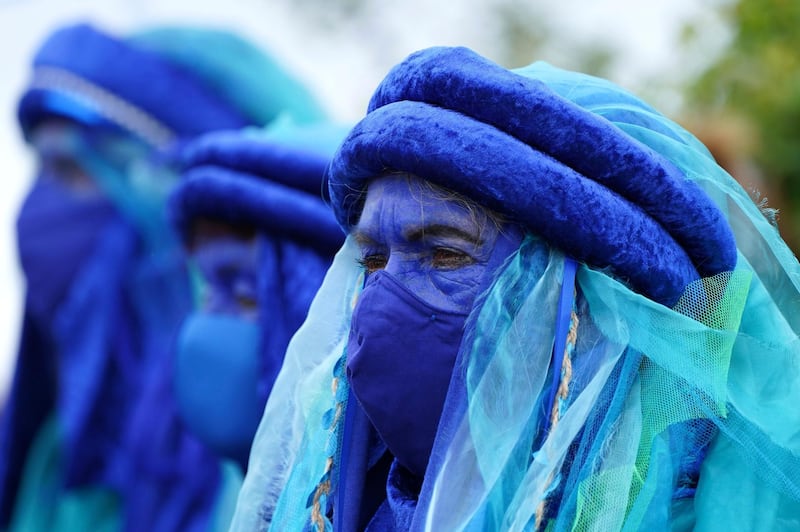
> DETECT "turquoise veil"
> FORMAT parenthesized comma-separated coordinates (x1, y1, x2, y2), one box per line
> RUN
(232, 61, 800, 531)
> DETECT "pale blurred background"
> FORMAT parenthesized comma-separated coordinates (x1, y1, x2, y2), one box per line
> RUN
(3, 0, 793, 402)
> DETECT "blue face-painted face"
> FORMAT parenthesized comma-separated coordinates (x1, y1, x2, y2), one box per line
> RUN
(30, 121, 104, 195)
(353, 174, 503, 313)
(191, 233, 260, 319)
(175, 229, 264, 465)
(347, 174, 522, 476)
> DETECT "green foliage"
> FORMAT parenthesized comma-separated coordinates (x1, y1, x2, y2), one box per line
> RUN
(492, 0, 550, 68)
(687, 0, 800, 248)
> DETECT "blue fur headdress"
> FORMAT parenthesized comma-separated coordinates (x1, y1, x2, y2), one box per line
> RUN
(170, 126, 345, 255)
(328, 47, 737, 306)
(17, 22, 326, 149)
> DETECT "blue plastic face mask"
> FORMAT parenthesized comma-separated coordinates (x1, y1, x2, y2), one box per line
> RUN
(346, 174, 521, 476)
(174, 234, 263, 464)
(16, 175, 117, 321)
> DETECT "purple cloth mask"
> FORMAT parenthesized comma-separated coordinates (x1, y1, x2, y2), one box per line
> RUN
(16, 176, 117, 321)
(346, 174, 522, 477)
(346, 270, 468, 476)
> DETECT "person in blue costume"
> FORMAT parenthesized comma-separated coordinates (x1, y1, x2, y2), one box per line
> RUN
(0, 21, 325, 532)
(168, 124, 346, 473)
(231, 47, 800, 531)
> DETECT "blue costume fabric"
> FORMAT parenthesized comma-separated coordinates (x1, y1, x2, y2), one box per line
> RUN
(168, 124, 346, 468)
(0, 21, 326, 532)
(16, 177, 117, 322)
(232, 47, 800, 531)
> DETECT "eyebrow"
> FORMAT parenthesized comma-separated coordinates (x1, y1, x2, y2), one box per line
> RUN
(405, 224, 484, 246)
(353, 231, 378, 247)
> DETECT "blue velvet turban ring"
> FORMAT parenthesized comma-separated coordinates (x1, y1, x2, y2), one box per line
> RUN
(327, 47, 737, 306)
(169, 131, 344, 255)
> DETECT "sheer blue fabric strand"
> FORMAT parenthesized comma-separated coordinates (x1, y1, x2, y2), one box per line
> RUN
(254, 234, 334, 408)
(51, 219, 141, 489)
(231, 238, 363, 531)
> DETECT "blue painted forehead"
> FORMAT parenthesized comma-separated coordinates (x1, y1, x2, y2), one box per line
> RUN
(327, 46, 737, 306)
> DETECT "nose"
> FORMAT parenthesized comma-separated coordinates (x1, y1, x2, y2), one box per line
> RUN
(203, 288, 245, 316)
(381, 254, 418, 288)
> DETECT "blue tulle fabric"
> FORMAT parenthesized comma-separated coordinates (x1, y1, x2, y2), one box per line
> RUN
(232, 49, 800, 532)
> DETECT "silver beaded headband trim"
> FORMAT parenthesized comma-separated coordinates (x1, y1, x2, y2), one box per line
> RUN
(30, 66, 176, 149)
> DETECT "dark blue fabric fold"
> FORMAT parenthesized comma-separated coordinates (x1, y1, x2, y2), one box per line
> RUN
(0, 311, 56, 526)
(122, 352, 222, 532)
(179, 128, 346, 198)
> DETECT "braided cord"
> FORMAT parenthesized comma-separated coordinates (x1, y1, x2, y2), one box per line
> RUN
(535, 303, 580, 531)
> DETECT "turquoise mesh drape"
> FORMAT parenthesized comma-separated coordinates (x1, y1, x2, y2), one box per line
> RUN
(232, 62, 800, 531)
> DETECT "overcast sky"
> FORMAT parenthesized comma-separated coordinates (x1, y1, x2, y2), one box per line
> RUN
(0, 0, 728, 399)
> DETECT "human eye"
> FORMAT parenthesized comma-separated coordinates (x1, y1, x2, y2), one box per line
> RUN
(42, 155, 97, 191)
(431, 247, 475, 269)
(232, 276, 259, 314)
(235, 293, 259, 314)
(356, 253, 388, 274)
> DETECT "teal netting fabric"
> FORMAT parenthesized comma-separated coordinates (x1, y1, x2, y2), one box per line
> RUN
(232, 62, 800, 531)
(231, 237, 363, 531)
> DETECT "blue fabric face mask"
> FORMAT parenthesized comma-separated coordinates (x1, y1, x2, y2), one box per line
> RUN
(16, 176, 117, 321)
(346, 174, 521, 477)
(346, 270, 469, 476)
(174, 234, 262, 465)
(174, 312, 264, 465)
